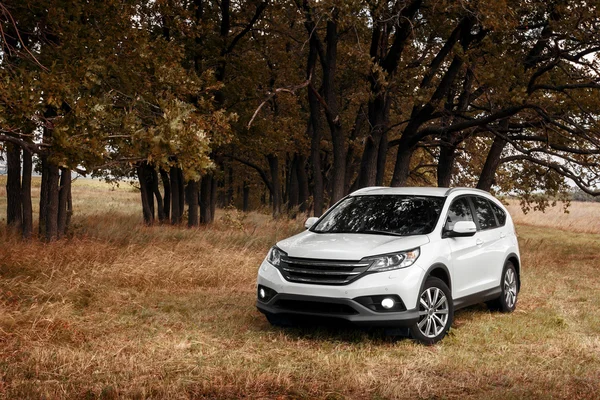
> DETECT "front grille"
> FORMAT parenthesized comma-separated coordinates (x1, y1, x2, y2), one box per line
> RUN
(274, 299, 359, 315)
(279, 256, 371, 285)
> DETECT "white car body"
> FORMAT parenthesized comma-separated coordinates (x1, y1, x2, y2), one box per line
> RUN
(256, 187, 521, 341)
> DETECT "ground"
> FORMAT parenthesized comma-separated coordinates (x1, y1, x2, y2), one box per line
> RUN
(1, 178, 600, 399)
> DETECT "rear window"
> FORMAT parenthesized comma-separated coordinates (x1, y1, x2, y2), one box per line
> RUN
(489, 201, 507, 226)
(471, 196, 498, 230)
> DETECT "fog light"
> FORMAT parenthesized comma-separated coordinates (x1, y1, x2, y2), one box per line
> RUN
(259, 288, 266, 299)
(381, 298, 395, 309)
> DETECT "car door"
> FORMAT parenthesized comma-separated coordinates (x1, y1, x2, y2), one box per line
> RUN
(484, 199, 513, 287)
(468, 196, 505, 291)
(443, 196, 485, 299)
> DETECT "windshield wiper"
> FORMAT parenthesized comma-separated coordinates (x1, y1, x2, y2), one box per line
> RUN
(357, 229, 404, 237)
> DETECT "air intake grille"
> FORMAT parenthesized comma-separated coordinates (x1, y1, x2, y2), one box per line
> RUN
(279, 256, 371, 285)
(274, 299, 359, 315)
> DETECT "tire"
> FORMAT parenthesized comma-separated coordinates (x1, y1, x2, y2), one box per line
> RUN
(409, 277, 454, 345)
(488, 261, 519, 313)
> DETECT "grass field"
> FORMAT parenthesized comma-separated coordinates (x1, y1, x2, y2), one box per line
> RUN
(1, 178, 600, 399)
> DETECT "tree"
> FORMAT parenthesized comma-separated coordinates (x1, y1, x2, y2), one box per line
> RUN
(3, 0, 600, 240)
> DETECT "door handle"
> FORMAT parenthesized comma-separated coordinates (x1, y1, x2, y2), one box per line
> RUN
(500, 232, 506, 238)
(476, 239, 484, 246)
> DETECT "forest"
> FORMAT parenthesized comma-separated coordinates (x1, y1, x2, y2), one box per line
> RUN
(1, 0, 600, 240)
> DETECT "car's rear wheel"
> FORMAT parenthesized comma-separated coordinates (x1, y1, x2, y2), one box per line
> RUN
(409, 277, 454, 345)
(488, 261, 518, 313)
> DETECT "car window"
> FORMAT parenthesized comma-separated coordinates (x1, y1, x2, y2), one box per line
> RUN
(471, 196, 498, 230)
(445, 197, 474, 231)
(489, 201, 507, 226)
(312, 195, 445, 236)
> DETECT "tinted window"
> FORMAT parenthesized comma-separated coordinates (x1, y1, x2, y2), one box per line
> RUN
(489, 201, 507, 226)
(313, 195, 445, 236)
(471, 196, 498, 230)
(445, 198, 474, 230)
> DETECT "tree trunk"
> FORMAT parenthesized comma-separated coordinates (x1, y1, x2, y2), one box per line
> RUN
(187, 180, 199, 227)
(330, 125, 346, 203)
(296, 154, 309, 213)
(217, 176, 226, 207)
(21, 148, 33, 239)
(308, 122, 324, 217)
(323, 17, 346, 204)
(376, 130, 388, 186)
(322, 151, 331, 200)
(67, 184, 73, 231)
(242, 181, 250, 212)
(39, 156, 49, 236)
(358, 97, 389, 188)
(137, 164, 154, 225)
(477, 135, 508, 191)
(200, 175, 212, 223)
(226, 166, 234, 206)
(147, 167, 165, 222)
(358, 137, 377, 188)
(57, 168, 71, 238)
(170, 167, 182, 224)
(210, 175, 217, 221)
(6, 143, 22, 229)
(437, 142, 457, 187)
(160, 168, 171, 221)
(282, 156, 289, 206)
(267, 154, 281, 218)
(288, 154, 299, 218)
(390, 143, 414, 187)
(45, 163, 60, 242)
(307, 33, 324, 217)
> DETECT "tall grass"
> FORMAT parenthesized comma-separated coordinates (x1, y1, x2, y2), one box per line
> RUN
(1, 179, 600, 398)
(506, 199, 600, 234)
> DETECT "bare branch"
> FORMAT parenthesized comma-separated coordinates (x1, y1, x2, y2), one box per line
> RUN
(0, 2, 48, 71)
(247, 78, 311, 129)
(224, 1, 268, 55)
(0, 134, 48, 153)
(226, 154, 273, 194)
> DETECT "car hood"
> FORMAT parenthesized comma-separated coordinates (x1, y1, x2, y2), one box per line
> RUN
(276, 230, 430, 260)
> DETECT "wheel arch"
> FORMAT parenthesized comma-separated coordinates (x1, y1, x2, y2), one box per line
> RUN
(423, 263, 452, 292)
(506, 253, 521, 290)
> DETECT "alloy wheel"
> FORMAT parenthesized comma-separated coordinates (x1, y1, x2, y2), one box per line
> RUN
(417, 287, 449, 338)
(504, 268, 518, 308)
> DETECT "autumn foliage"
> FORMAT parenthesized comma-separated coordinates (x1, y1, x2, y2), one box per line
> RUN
(1, 0, 600, 239)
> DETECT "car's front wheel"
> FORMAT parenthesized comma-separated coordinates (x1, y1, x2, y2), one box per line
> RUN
(409, 277, 454, 345)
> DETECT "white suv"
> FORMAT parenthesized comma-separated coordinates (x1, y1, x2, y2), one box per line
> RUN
(256, 187, 521, 344)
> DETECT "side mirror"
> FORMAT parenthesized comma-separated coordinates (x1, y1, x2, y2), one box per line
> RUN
(305, 217, 319, 229)
(445, 220, 477, 237)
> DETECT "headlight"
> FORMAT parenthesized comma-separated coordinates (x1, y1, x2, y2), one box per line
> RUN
(364, 248, 420, 272)
(266, 246, 285, 267)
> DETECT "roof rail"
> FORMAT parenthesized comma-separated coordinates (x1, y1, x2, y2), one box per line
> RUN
(349, 186, 387, 195)
(444, 187, 490, 196)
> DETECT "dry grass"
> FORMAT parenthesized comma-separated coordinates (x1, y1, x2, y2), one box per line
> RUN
(1, 179, 600, 399)
(506, 199, 600, 234)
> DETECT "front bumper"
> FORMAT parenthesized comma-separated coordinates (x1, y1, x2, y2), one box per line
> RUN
(257, 293, 419, 327)
(256, 259, 424, 327)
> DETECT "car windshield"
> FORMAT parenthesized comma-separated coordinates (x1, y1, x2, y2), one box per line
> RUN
(312, 195, 445, 236)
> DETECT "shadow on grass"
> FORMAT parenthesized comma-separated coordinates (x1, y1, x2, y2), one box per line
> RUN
(255, 303, 497, 344)
(257, 314, 413, 344)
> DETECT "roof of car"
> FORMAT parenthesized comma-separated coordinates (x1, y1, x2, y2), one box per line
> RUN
(349, 186, 490, 197)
